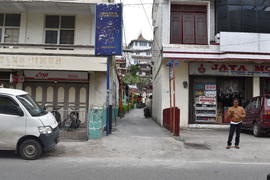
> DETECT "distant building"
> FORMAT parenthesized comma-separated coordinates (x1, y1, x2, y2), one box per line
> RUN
(115, 56, 128, 79)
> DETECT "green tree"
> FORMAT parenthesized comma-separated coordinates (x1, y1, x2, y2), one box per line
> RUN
(124, 65, 151, 89)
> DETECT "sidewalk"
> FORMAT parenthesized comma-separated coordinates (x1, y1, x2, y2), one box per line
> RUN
(49, 109, 270, 164)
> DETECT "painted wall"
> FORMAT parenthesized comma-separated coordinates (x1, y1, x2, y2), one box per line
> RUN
(25, 13, 44, 44)
(152, 66, 164, 125)
(253, 77, 260, 97)
(220, 32, 270, 54)
(89, 71, 107, 107)
(0, 54, 107, 71)
(22, 12, 93, 45)
(152, 61, 189, 127)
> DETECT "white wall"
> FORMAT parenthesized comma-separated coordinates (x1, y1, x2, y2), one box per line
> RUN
(89, 71, 107, 107)
(220, 32, 270, 53)
(175, 62, 189, 127)
(75, 14, 92, 45)
(253, 77, 260, 97)
(0, 54, 107, 71)
(26, 13, 44, 44)
(21, 12, 93, 45)
(152, 61, 189, 127)
(152, 66, 163, 124)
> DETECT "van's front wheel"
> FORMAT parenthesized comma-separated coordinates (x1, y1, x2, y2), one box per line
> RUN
(19, 139, 42, 160)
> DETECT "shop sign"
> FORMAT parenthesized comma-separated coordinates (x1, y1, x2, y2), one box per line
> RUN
(10, 74, 24, 83)
(199, 96, 216, 104)
(205, 91, 216, 98)
(190, 63, 270, 77)
(205, 84, 216, 91)
(95, 4, 123, 56)
(24, 71, 88, 81)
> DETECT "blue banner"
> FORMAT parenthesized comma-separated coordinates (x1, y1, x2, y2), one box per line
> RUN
(95, 4, 123, 56)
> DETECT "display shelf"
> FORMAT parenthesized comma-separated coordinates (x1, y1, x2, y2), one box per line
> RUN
(195, 107, 217, 110)
(195, 114, 216, 117)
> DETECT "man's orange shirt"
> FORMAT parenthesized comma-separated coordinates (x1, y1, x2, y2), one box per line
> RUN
(228, 106, 246, 123)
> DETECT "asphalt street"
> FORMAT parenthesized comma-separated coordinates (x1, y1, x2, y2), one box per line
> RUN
(0, 156, 269, 180)
(0, 109, 270, 180)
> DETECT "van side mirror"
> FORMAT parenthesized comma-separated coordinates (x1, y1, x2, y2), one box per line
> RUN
(44, 104, 49, 111)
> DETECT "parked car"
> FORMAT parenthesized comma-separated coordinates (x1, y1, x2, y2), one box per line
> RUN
(243, 95, 270, 136)
(0, 88, 59, 160)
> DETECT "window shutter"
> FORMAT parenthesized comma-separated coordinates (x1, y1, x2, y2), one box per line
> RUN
(170, 12, 182, 44)
(183, 13, 195, 44)
(195, 13, 207, 44)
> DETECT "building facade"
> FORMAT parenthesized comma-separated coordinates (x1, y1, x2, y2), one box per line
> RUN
(152, 0, 270, 128)
(0, 0, 118, 138)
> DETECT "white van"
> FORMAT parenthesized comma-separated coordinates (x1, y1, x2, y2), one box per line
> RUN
(0, 88, 59, 160)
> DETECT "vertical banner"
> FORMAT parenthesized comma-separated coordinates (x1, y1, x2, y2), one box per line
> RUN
(95, 4, 123, 56)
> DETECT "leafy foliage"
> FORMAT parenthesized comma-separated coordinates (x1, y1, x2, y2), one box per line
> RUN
(123, 65, 151, 89)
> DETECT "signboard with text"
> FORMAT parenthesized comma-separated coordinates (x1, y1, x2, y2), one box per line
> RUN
(190, 63, 270, 77)
(24, 71, 88, 81)
(95, 4, 122, 56)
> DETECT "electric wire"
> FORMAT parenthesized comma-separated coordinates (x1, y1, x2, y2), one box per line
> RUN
(119, 0, 132, 66)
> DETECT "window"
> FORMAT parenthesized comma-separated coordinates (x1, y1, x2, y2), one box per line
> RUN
(0, 14, 21, 43)
(0, 96, 22, 116)
(170, 5, 207, 45)
(140, 42, 147, 46)
(45, 15, 75, 45)
(216, 0, 270, 33)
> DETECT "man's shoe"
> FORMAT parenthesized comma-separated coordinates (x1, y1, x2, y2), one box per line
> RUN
(226, 145, 231, 149)
(235, 146, 240, 149)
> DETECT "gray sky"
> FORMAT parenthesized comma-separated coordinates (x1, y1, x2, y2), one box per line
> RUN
(115, 0, 153, 45)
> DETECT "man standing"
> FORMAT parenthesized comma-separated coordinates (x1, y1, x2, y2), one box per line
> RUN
(226, 98, 246, 149)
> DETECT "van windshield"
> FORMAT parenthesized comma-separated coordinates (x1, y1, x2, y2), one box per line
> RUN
(17, 94, 47, 117)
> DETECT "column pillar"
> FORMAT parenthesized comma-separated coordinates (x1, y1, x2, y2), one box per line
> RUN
(253, 77, 260, 97)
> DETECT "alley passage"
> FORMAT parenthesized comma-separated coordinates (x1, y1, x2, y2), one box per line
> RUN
(96, 108, 183, 160)
(114, 108, 170, 137)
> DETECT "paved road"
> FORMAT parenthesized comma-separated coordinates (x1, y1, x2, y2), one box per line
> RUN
(0, 155, 269, 180)
(1, 109, 270, 180)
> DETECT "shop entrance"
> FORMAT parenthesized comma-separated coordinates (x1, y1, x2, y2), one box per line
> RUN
(24, 82, 89, 140)
(190, 76, 253, 124)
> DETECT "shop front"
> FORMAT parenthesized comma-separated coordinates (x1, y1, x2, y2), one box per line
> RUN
(23, 70, 89, 139)
(0, 71, 24, 88)
(189, 62, 270, 124)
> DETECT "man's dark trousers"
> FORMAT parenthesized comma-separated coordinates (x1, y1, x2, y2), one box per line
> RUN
(227, 123, 242, 146)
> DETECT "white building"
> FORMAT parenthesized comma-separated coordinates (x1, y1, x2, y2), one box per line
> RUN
(127, 34, 152, 65)
(152, 0, 270, 128)
(0, 0, 119, 136)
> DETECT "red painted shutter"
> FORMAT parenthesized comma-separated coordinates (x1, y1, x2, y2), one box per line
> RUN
(170, 12, 182, 44)
(195, 13, 207, 44)
(183, 13, 195, 44)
